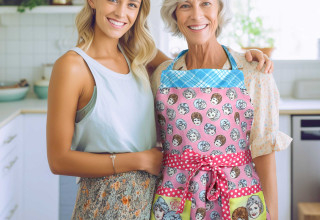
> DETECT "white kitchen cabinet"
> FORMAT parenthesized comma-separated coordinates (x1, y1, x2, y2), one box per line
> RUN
(276, 115, 292, 220)
(22, 113, 59, 220)
(0, 112, 77, 220)
(0, 115, 23, 220)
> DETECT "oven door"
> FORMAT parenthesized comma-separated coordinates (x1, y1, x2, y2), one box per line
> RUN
(292, 115, 320, 220)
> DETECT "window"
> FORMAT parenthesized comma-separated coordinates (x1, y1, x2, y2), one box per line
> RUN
(165, 0, 320, 60)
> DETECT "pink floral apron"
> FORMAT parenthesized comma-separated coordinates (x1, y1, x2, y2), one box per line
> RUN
(151, 46, 270, 220)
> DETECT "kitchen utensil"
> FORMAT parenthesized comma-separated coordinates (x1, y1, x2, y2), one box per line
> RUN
(0, 81, 29, 102)
(34, 77, 49, 99)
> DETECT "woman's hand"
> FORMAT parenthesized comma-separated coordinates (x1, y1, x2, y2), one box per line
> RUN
(139, 147, 164, 176)
(245, 49, 274, 74)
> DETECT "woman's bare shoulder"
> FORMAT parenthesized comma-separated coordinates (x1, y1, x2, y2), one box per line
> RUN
(51, 51, 92, 87)
(49, 50, 93, 102)
(54, 51, 88, 75)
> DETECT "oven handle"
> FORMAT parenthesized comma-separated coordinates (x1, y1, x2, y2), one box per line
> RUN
(300, 129, 320, 140)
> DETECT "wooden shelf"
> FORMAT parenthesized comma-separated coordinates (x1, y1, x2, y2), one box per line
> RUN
(0, 5, 83, 14)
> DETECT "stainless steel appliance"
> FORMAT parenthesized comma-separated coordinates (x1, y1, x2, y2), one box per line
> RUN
(292, 115, 320, 220)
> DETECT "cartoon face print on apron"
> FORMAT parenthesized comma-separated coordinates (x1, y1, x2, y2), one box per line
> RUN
(151, 46, 270, 220)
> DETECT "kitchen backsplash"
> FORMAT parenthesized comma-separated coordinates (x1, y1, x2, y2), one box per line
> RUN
(0, 13, 78, 85)
(0, 13, 320, 98)
(273, 60, 320, 98)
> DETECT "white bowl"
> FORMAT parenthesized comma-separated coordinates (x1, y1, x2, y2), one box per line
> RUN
(0, 82, 29, 102)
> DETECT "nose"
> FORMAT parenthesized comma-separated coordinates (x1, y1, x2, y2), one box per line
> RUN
(114, 3, 126, 18)
(190, 5, 204, 20)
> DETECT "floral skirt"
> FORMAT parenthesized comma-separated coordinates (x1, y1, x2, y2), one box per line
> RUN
(71, 171, 158, 220)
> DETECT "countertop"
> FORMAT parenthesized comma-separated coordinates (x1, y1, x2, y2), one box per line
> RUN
(0, 96, 47, 128)
(0, 97, 320, 129)
(279, 98, 320, 115)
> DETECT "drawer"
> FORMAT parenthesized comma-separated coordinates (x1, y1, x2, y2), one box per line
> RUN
(0, 116, 21, 161)
(0, 148, 21, 215)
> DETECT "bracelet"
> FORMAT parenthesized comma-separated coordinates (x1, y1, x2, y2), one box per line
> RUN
(110, 154, 116, 175)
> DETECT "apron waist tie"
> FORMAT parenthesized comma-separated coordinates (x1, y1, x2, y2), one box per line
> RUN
(163, 149, 252, 214)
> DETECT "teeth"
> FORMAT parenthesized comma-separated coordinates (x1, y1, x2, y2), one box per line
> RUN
(189, 25, 207, 30)
(109, 19, 125, 26)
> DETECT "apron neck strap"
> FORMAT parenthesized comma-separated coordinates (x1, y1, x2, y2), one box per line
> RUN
(165, 49, 188, 71)
(222, 45, 239, 70)
(166, 45, 239, 71)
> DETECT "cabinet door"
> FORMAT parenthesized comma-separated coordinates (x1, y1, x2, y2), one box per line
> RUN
(22, 114, 59, 220)
(0, 115, 22, 219)
(276, 115, 291, 220)
(59, 176, 78, 220)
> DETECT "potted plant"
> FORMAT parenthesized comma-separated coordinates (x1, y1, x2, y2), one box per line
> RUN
(0, 0, 47, 12)
(17, 0, 47, 12)
(232, 0, 275, 57)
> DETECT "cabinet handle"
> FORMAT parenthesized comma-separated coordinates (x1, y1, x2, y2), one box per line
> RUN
(5, 204, 18, 220)
(3, 134, 17, 145)
(3, 156, 18, 173)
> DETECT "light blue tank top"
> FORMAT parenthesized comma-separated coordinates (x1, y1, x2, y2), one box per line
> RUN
(70, 46, 157, 153)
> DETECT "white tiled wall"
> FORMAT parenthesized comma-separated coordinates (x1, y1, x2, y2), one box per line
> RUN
(1, 12, 320, 99)
(273, 60, 320, 97)
(0, 13, 78, 87)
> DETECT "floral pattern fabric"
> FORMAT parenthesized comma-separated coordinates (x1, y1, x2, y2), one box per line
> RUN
(72, 171, 158, 220)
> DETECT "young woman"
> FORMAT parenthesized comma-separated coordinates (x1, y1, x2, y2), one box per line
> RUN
(47, 0, 275, 219)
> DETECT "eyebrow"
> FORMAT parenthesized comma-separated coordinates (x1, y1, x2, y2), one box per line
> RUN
(130, 0, 141, 3)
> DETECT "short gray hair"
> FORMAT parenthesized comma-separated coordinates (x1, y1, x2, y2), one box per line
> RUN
(161, 0, 232, 38)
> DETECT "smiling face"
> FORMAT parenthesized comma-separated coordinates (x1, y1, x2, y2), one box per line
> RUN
(207, 128, 215, 135)
(196, 213, 203, 220)
(230, 170, 236, 179)
(175, 0, 220, 45)
(154, 206, 165, 220)
(207, 111, 216, 119)
(193, 118, 201, 125)
(179, 109, 185, 114)
(168, 167, 176, 176)
(231, 131, 239, 141)
(211, 97, 218, 105)
(185, 91, 193, 99)
(214, 140, 221, 147)
(248, 203, 260, 219)
(245, 110, 253, 119)
(172, 139, 179, 146)
(223, 108, 231, 115)
(89, 0, 141, 40)
(189, 133, 197, 142)
(228, 91, 235, 100)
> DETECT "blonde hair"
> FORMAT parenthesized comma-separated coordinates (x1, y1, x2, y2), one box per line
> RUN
(75, 0, 157, 87)
(161, 0, 232, 38)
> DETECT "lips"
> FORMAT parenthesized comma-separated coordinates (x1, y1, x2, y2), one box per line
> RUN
(188, 24, 208, 31)
(107, 18, 126, 28)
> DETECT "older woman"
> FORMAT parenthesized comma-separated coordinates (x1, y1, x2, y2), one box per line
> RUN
(150, 0, 292, 220)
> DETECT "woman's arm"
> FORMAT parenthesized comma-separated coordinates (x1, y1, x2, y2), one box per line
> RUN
(253, 152, 278, 219)
(147, 49, 171, 75)
(246, 63, 292, 219)
(47, 53, 163, 177)
(147, 48, 273, 75)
